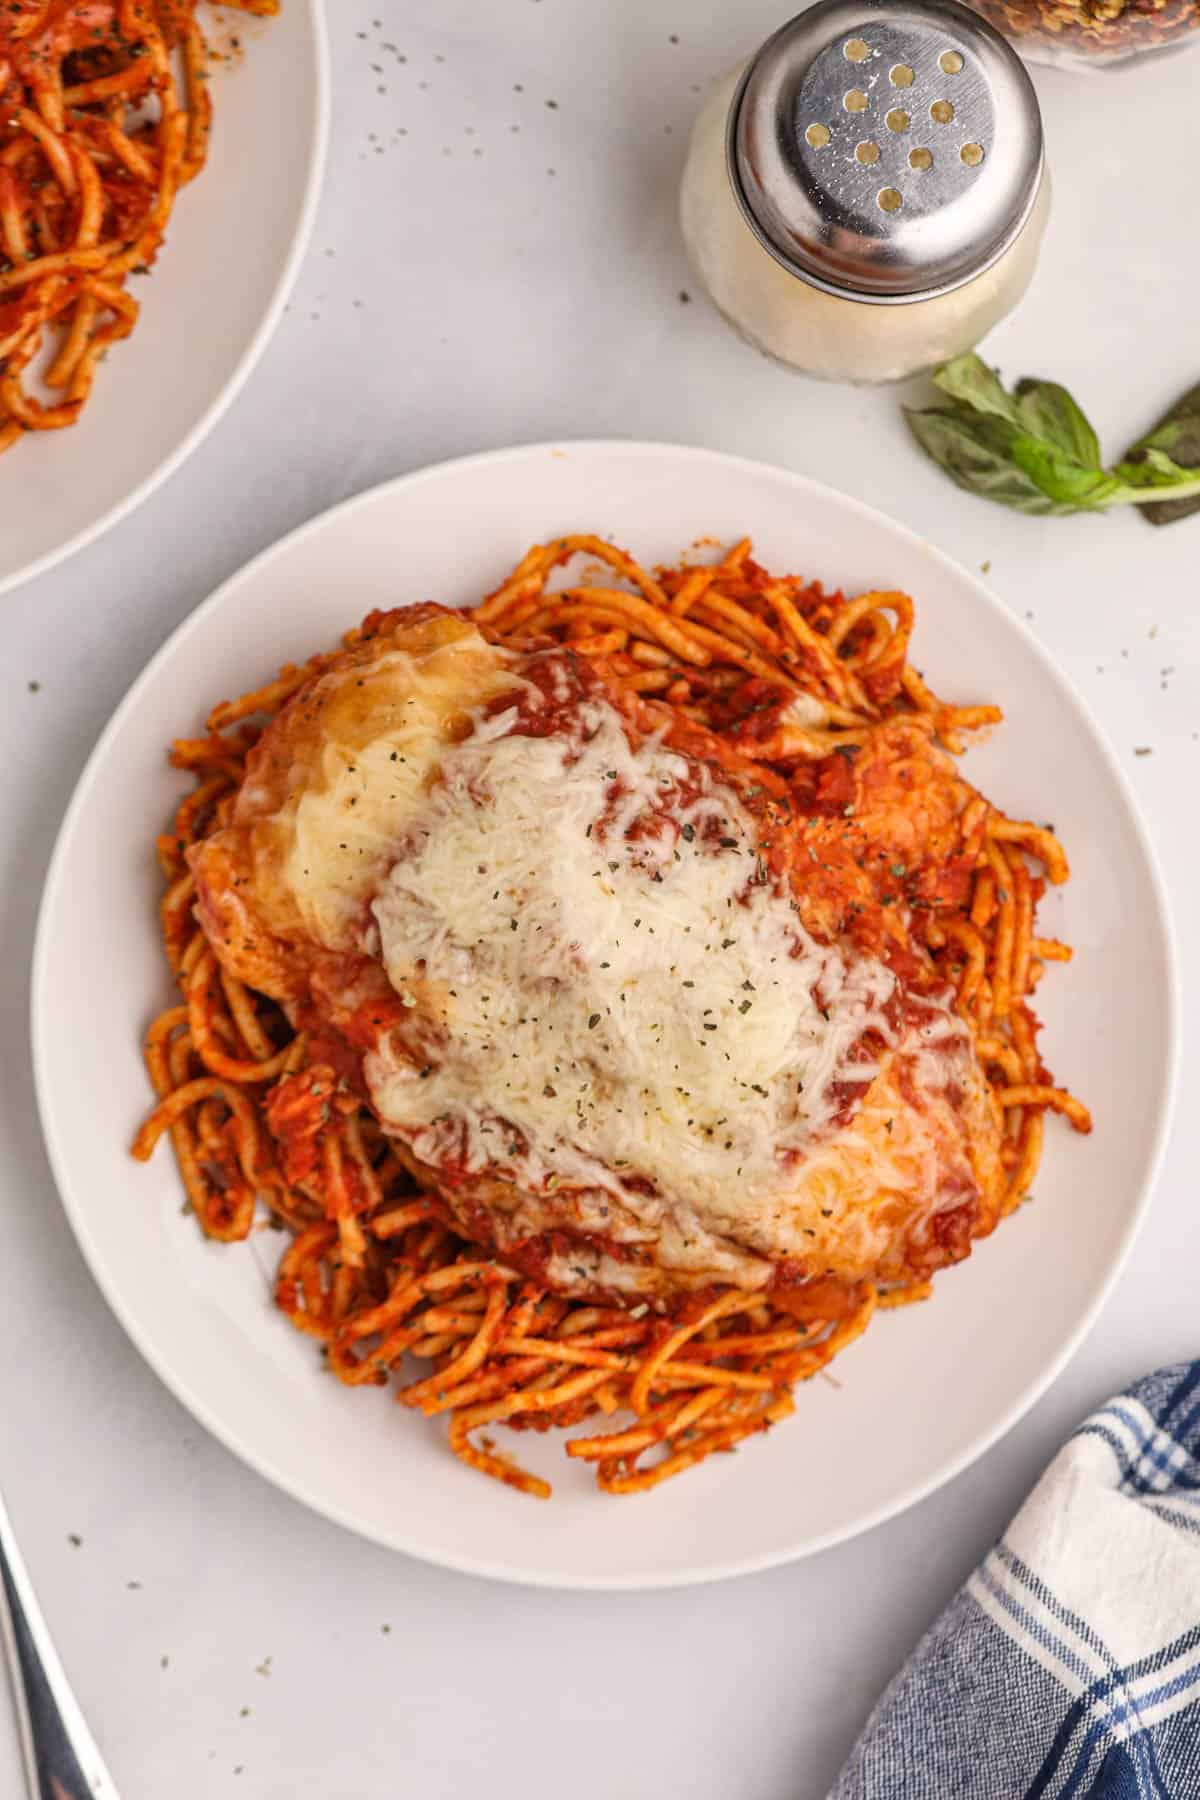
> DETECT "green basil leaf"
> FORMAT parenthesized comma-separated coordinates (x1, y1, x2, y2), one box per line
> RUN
(1014, 378, 1103, 469)
(904, 406, 1063, 515)
(931, 353, 1023, 426)
(1009, 436, 1120, 511)
(1121, 380, 1200, 526)
(1136, 496, 1200, 527)
(909, 361, 1200, 526)
(1125, 380, 1200, 467)
(1111, 447, 1197, 489)
(1136, 494, 1200, 527)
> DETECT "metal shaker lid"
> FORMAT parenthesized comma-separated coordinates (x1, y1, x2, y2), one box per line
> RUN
(727, 0, 1043, 304)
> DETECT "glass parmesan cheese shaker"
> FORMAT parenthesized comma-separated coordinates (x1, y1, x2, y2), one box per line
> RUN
(680, 0, 1049, 384)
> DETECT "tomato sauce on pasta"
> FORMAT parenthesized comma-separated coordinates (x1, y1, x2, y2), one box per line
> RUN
(0, 0, 276, 454)
(132, 537, 1090, 1497)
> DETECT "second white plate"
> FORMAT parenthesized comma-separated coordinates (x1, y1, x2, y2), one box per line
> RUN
(32, 442, 1177, 1587)
(0, 1, 328, 597)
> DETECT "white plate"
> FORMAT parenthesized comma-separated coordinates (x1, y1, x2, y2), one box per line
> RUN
(32, 443, 1178, 1589)
(0, 2, 328, 599)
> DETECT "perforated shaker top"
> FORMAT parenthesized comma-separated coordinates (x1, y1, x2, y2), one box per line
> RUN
(727, 0, 1043, 303)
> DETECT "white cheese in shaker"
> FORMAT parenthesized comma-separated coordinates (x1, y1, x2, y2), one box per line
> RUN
(680, 0, 1049, 385)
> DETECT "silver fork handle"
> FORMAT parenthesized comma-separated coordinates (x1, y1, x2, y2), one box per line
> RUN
(0, 1487, 118, 1800)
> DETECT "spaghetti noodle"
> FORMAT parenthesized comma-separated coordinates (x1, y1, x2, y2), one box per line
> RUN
(0, 0, 276, 455)
(133, 537, 1090, 1497)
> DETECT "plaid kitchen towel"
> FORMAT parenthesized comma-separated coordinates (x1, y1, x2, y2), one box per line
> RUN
(832, 1364, 1200, 1799)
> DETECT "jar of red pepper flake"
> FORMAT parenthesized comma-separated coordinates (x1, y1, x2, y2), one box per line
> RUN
(959, 0, 1198, 65)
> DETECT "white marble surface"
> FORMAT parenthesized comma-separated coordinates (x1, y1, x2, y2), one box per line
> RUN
(2, 4, 1198, 1796)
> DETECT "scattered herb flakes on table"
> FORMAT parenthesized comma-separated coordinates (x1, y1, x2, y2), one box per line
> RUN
(905, 354, 1200, 525)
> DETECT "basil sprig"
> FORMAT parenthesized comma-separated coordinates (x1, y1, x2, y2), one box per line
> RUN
(905, 355, 1200, 525)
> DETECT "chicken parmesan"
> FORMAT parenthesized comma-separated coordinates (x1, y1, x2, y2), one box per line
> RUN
(135, 536, 1090, 1497)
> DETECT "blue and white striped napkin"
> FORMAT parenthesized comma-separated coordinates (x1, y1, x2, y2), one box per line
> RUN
(832, 1364, 1200, 1799)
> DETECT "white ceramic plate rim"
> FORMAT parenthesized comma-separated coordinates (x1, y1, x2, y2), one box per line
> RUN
(0, 0, 331, 601)
(31, 442, 1181, 1588)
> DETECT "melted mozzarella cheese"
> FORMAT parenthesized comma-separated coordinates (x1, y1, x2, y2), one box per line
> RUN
(265, 628, 524, 950)
(193, 612, 997, 1297)
(365, 694, 918, 1233)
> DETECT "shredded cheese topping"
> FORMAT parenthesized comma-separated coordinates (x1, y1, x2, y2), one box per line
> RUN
(211, 620, 995, 1294)
(271, 632, 523, 948)
(366, 689, 903, 1223)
